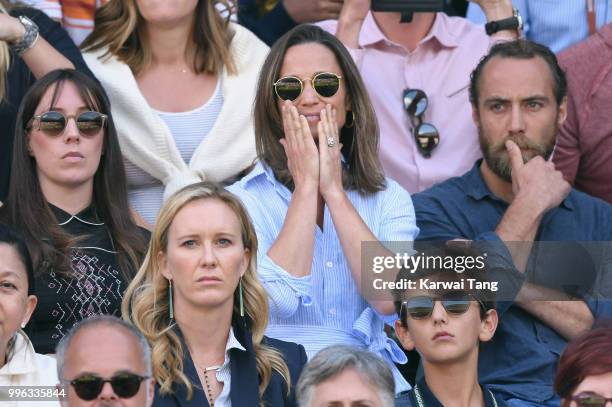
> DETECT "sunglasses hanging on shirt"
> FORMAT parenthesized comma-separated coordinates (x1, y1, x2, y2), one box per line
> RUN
(403, 88, 440, 158)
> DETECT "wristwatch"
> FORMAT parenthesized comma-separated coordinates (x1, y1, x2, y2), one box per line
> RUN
(10, 16, 40, 55)
(485, 8, 523, 36)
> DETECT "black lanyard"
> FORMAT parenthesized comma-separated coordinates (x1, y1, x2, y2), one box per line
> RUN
(413, 384, 500, 407)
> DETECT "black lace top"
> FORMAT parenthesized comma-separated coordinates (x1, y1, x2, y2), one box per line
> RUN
(28, 205, 138, 354)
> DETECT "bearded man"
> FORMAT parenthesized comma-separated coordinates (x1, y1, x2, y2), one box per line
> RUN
(412, 39, 612, 407)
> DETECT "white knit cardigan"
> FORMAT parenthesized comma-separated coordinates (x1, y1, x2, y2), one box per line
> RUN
(83, 23, 269, 200)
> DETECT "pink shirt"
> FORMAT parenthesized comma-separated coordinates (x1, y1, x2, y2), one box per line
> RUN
(553, 23, 612, 204)
(319, 13, 492, 193)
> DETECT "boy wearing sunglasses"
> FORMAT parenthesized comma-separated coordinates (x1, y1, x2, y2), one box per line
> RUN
(393, 246, 504, 407)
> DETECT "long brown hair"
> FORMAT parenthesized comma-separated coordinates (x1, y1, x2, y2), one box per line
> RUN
(0, 69, 147, 280)
(254, 24, 385, 194)
(122, 182, 291, 404)
(81, 0, 236, 75)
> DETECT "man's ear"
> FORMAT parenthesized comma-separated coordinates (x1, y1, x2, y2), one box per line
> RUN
(479, 309, 499, 342)
(471, 104, 480, 126)
(557, 96, 568, 127)
(394, 319, 416, 351)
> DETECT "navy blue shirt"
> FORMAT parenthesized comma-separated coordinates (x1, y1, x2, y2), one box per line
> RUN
(238, 0, 297, 46)
(395, 377, 507, 407)
(413, 160, 612, 403)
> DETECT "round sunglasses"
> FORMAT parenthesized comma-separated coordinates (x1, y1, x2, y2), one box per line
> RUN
(273, 72, 342, 101)
(403, 88, 440, 158)
(401, 291, 485, 321)
(68, 373, 149, 401)
(27, 110, 107, 137)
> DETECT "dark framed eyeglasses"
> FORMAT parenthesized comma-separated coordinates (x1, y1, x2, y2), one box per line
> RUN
(68, 373, 149, 401)
(27, 110, 107, 137)
(400, 291, 485, 321)
(403, 88, 439, 158)
(273, 72, 342, 101)
(570, 393, 612, 407)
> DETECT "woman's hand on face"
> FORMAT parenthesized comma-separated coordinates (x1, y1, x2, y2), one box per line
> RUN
(0, 13, 25, 43)
(279, 100, 320, 192)
(318, 104, 344, 199)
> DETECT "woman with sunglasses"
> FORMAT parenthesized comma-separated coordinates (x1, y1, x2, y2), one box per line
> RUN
(0, 69, 148, 355)
(392, 246, 502, 407)
(0, 224, 59, 407)
(0, 0, 94, 203)
(80, 0, 269, 226)
(555, 325, 612, 407)
(227, 24, 419, 394)
(123, 182, 306, 407)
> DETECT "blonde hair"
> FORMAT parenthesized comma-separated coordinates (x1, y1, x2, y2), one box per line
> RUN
(0, 0, 11, 101)
(81, 0, 236, 75)
(122, 182, 290, 404)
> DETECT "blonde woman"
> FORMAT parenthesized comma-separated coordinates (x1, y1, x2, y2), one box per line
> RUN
(81, 0, 269, 226)
(0, 0, 92, 202)
(123, 182, 306, 407)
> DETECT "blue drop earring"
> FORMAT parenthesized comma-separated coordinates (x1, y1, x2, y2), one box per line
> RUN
(239, 278, 244, 317)
(168, 279, 174, 321)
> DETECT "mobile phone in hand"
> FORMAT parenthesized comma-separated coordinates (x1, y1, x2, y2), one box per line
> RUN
(371, 0, 445, 13)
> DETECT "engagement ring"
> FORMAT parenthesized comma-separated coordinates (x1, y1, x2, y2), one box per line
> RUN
(327, 137, 336, 148)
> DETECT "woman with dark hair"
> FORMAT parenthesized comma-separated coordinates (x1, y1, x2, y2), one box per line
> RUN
(81, 0, 269, 226)
(0, 69, 148, 354)
(123, 182, 306, 406)
(0, 0, 94, 202)
(555, 325, 612, 407)
(228, 24, 418, 393)
(0, 224, 59, 406)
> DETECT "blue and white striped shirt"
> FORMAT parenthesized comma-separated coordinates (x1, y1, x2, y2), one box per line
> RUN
(467, 0, 612, 53)
(228, 163, 419, 393)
